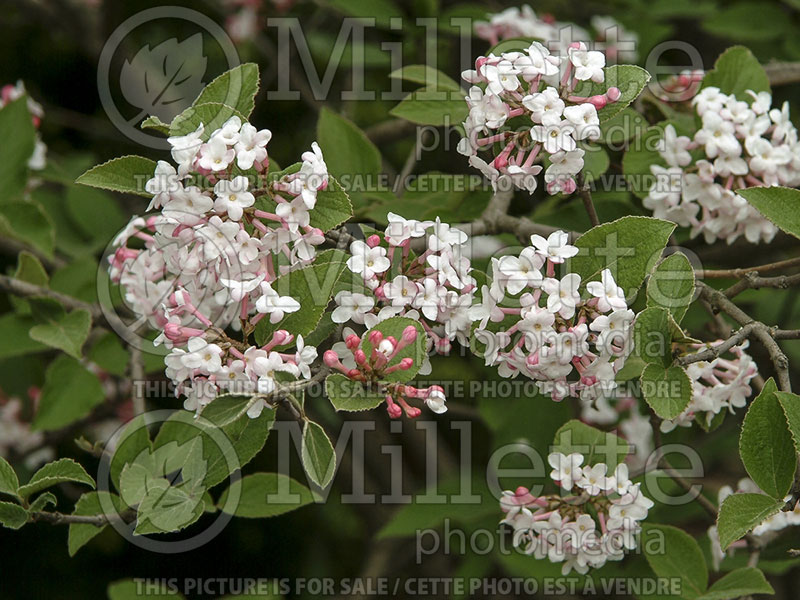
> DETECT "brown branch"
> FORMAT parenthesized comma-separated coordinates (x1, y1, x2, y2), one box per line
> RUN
(697, 281, 791, 392)
(577, 174, 600, 227)
(0, 274, 105, 323)
(723, 272, 800, 299)
(765, 61, 800, 86)
(697, 256, 800, 279)
(676, 323, 759, 366)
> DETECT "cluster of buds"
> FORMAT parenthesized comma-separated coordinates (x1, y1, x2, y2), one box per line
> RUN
(111, 117, 329, 414)
(458, 40, 620, 195)
(324, 327, 447, 418)
(333, 214, 477, 360)
(661, 341, 758, 432)
(652, 69, 704, 104)
(501, 453, 653, 575)
(474, 6, 638, 63)
(1, 80, 46, 170)
(708, 478, 800, 570)
(472, 231, 634, 402)
(645, 87, 800, 244)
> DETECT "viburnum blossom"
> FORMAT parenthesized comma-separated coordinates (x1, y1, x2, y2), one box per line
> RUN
(474, 6, 638, 63)
(333, 214, 478, 365)
(473, 230, 634, 402)
(323, 327, 447, 418)
(708, 478, 800, 570)
(110, 116, 329, 415)
(459, 41, 620, 195)
(644, 88, 800, 244)
(660, 341, 758, 432)
(501, 453, 653, 574)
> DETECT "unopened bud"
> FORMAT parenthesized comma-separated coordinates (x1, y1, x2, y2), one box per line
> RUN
(401, 325, 418, 343)
(366, 234, 381, 248)
(368, 330, 383, 345)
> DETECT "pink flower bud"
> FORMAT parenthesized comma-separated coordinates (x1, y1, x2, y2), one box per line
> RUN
(401, 326, 417, 343)
(606, 87, 621, 102)
(323, 350, 340, 367)
(354, 349, 367, 365)
(386, 401, 402, 419)
(386, 336, 397, 347)
(345, 334, 361, 350)
(366, 234, 381, 248)
(368, 330, 383, 346)
(347, 369, 361, 379)
(399, 358, 414, 370)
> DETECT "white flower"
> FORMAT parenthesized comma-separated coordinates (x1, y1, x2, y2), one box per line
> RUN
(425, 388, 447, 414)
(428, 219, 468, 252)
(214, 176, 254, 221)
(563, 104, 600, 141)
(198, 136, 236, 171)
(346, 240, 390, 279)
(522, 87, 564, 126)
(180, 337, 223, 373)
(385, 213, 431, 246)
(332, 291, 374, 324)
(530, 231, 579, 263)
(498, 247, 544, 295)
(235, 123, 271, 169)
(568, 46, 605, 83)
(294, 335, 317, 379)
(275, 196, 311, 232)
(576, 463, 614, 496)
(383, 275, 418, 306)
(255, 281, 301, 323)
(586, 269, 627, 312)
(542, 273, 581, 319)
(548, 452, 584, 490)
(532, 120, 576, 153)
(145, 161, 181, 211)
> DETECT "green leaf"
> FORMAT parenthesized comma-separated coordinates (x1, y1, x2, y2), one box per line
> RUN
(29, 307, 91, 359)
(65, 184, 127, 247)
(0, 96, 36, 201)
(572, 65, 651, 122)
(0, 501, 29, 530)
(775, 391, 800, 454)
(153, 408, 275, 489)
(580, 143, 609, 183)
(17, 458, 95, 500)
(201, 394, 264, 427)
(217, 473, 314, 517)
(87, 332, 130, 376)
(389, 64, 460, 91)
(551, 420, 630, 467)
(140, 115, 170, 134)
(647, 252, 695, 323)
(717, 493, 783, 550)
(0, 457, 19, 499)
(15, 250, 49, 287)
(32, 355, 105, 431)
(700, 46, 770, 101)
(740, 378, 796, 499)
(0, 313, 48, 359)
(28, 491, 57, 513)
(68, 491, 123, 556)
(0, 200, 55, 258)
(598, 106, 648, 146)
(75, 155, 157, 197)
(134, 479, 204, 535)
(312, 176, 355, 232)
(301, 421, 336, 488)
(641, 363, 693, 419)
(360, 316, 427, 382)
(633, 306, 673, 367)
(738, 187, 800, 241)
(110, 413, 152, 491)
(697, 567, 774, 600)
(192, 63, 260, 118)
(390, 86, 468, 126)
(641, 523, 708, 599)
(169, 102, 247, 139)
(317, 107, 382, 201)
(325, 373, 385, 411)
(571, 216, 675, 298)
(254, 249, 347, 344)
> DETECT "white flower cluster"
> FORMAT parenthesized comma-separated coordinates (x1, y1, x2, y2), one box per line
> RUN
(472, 231, 634, 402)
(661, 341, 757, 432)
(474, 6, 638, 63)
(111, 116, 329, 415)
(645, 88, 800, 244)
(1, 80, 47, 170)
(501, 454, 653, 575)
(708, 478, 800, 570)
(333, 214, 477, 362)
(0, 398, 53, 469)
(458, 41, 620, 195)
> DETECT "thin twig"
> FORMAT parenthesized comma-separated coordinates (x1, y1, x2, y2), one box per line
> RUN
(697, 256, 800, 278)
(577, 174, 600, 227)
(0, 274, 105, 323)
